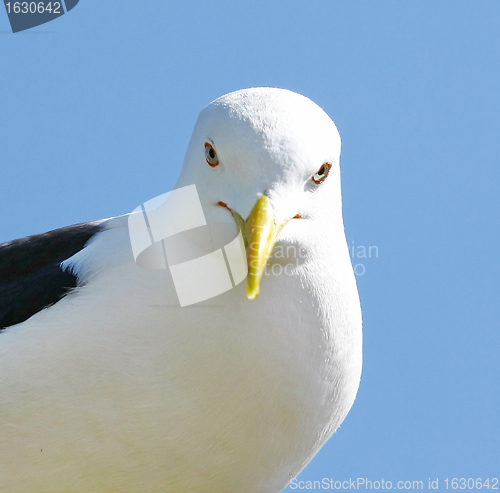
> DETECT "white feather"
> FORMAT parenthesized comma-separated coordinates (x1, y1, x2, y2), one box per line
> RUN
(0, 88, 362, 493)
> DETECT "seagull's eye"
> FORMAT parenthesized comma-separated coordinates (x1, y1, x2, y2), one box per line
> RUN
(312, 162, 332, 184)
(205, 142, 219, 167)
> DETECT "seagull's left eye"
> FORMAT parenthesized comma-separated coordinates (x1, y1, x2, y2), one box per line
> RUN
(312, 163, 332, 184)
(205, 142, 219, 167)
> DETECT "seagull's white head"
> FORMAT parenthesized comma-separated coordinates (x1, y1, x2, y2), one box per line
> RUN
(176, 87, 344, 299)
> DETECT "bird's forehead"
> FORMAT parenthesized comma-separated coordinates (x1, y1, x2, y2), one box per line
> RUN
(195, 88, 340, 169)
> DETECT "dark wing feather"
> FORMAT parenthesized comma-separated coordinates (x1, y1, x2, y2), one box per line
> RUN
(0, 222, 103, 331)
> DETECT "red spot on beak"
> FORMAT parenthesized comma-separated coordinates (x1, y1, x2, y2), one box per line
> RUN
(293, 214, 302, 219)
(218, 201, 232, 212)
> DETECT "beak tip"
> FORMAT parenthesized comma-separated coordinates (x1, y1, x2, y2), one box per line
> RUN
(247, 286, 260, 300)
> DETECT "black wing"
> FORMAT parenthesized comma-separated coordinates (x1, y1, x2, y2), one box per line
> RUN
(0, 222, 103, 331)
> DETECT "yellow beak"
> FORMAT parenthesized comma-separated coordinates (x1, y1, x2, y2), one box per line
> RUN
(231, 195, 286, 300)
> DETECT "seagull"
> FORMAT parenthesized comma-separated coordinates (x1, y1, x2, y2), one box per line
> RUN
(0, 88, 362, 493)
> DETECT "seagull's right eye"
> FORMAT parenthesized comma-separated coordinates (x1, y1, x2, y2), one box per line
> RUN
(312, 162, 332, 185)
(205, 142, 219, 167)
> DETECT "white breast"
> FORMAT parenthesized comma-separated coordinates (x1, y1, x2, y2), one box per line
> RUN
(0, 221, 362, 493)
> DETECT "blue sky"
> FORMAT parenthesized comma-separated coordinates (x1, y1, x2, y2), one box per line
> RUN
(1, 1, 499, 490)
